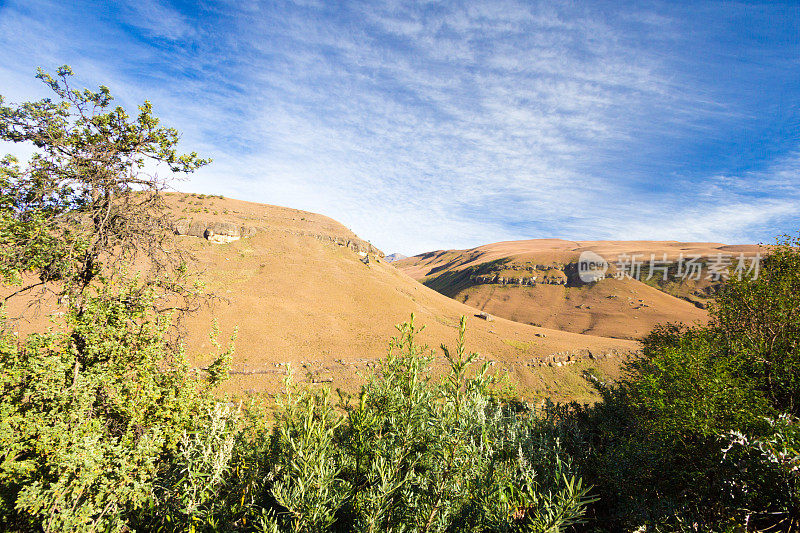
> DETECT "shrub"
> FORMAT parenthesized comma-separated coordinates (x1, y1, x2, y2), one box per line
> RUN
(567, 235, 800, 531)
(0, 281, 243, 531)
(712, 234, 800, 416)
(255, 316, 595, 532)
(0, 304, 595, 532)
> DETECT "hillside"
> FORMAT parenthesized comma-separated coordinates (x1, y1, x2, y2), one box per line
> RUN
(396, 239, 763, 340)
(2, 195, 641, 403)
(167, 197, 640, 402)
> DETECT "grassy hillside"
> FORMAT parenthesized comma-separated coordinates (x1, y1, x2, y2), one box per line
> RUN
(396, 239, 763, 340)
(2, 193, 640, 403)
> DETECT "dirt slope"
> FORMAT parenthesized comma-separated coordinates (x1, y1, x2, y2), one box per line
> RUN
(1, 194, 641, 403)
(396, 239, 762, 340)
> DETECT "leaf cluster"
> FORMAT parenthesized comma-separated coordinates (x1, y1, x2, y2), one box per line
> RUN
(257, 316, 595, 533)
(0, 66, 210, 311)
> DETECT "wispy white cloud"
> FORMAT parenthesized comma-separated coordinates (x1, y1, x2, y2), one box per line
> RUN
(121, 0, 196, 41)
(0, 0, 797, 254)
(571, 150, 800, 244)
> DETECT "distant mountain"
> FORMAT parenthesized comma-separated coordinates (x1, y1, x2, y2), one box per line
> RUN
(395, 239, 762, 340)
(384, 253, 408, 262)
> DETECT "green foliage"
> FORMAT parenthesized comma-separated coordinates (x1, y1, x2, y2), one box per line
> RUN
(633, 326, 768, 438)
(565, 235, 800, 531)
(0, 66, 209, 306)
(0, 67, 257, 532)
(0, 282, 240, 531)
(723, 414, 800, 529)
(256, 316, 594, 533)
(0, 309, 594, 532)
(712, 234, 800, 415)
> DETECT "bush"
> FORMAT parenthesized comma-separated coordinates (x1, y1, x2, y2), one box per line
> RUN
(566, 235, 800, 531)
(0, 281, 245, 531)
(0, 304, 595, 532)
(255, 316, 595, 532)
(713, 234, 800, 416)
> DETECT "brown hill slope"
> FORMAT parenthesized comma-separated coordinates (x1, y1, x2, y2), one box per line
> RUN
(2, 194, 640, 403)
(395, 239, 762, 340)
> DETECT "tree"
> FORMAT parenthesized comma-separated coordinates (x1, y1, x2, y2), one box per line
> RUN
(712, 234, 800, 415)
(0, 65, 210, 311)
(0, 68, 255, 532)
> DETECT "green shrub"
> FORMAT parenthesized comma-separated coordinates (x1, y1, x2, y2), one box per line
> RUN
(0, 304, 595, 532)
(0, 282, 244, 531)
(567, 235, 800, 531)
(712, 234, 800, 416)
(255, 316, 595, 532)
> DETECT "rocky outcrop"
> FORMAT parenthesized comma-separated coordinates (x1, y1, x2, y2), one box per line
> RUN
(296, 231, 384, 257)
(174, 219, 257, 244)
(470, 273, 567, 286)
(526, 347, 636, 367)
(466, 261, 570, 287)
(175, 217, 383, 256)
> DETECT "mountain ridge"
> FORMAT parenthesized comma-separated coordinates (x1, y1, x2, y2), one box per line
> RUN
(395, 238, 763, 339)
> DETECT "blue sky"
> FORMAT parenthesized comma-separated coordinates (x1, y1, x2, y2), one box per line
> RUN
(0, 0, 798, 254)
